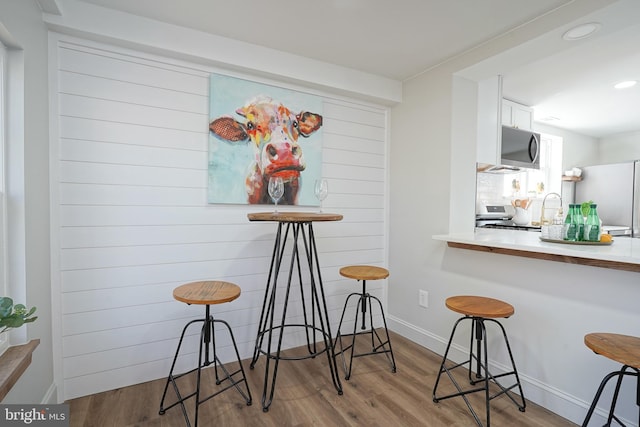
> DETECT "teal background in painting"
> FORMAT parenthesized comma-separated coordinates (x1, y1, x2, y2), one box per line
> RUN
(208, 74, 324, 205)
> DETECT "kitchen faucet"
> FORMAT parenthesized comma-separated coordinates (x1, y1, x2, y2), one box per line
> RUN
(540, 192, 562, 225)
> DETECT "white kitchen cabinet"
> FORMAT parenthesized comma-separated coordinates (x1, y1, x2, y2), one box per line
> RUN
(502, 99, 533, 130)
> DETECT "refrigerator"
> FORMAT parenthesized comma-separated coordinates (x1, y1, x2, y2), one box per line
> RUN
(574, 161, 640, 237)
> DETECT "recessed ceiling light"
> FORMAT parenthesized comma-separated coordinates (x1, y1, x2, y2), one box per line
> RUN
(562, 22, 601, 41)
(614, 80, 637, 89)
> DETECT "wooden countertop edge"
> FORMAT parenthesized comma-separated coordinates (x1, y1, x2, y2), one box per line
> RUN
(247, 212, 343, 222)
(0, 339, 40, 402)
(447, 241, 640, 273)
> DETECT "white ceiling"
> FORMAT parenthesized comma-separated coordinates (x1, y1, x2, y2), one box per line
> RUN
(498, 0, 640, 138)
(74, 0, 640, 138)
(75, 0, 571, 81)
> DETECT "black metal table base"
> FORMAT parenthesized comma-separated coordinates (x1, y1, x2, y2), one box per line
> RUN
(159, 305, 252, 427)
(249, 220, 343, 412)
(582, 364, 640, 427)
(432, 316, 526, 427)
(334, 280, 397, 380)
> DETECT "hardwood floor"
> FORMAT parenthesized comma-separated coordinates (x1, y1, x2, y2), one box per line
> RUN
(66, 331, 578, 426)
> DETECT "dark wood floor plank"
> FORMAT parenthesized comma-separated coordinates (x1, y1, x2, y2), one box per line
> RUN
(67, 331, 578, 426)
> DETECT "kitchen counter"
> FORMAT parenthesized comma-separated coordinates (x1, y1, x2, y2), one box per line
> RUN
(433, 229, 640, 272)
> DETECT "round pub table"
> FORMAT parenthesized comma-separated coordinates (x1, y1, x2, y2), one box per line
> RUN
(247, 212, 343, 411)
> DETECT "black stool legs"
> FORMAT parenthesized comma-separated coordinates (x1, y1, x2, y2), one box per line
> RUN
(582, 365, 640, 427)
(159, 304, 252, 427)
(432, 315, 526, 427)
(334, 279, 397, 379)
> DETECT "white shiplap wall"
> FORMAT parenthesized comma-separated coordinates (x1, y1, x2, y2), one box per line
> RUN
(51, 36, 389, 400)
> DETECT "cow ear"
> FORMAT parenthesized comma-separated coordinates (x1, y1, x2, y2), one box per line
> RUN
(210, 117, 248, 142)
(297, 112, 323, 137)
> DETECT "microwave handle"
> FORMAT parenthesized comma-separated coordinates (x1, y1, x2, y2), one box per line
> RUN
(529, 134, 540, 163)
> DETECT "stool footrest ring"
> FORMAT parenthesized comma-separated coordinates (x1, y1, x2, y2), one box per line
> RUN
(432, 315, 526, 427)
(159, 314, 252, 427)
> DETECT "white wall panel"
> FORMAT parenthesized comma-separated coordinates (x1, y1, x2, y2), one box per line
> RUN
(60, 258, 272, 293)
(323, 133, 385, 155)
(60, 224, 269, 247)
(59, 162, 206, 187)
(59, 71, 208, 114)
(59, 116, 207, 151)
(59, 183, 205, 206)
(323, 119, 385, 141)
(52, 37, 389, 400)
(60, 139, 206, 169)
(60, 94, 207, 131)
(58, 44, 208, 93)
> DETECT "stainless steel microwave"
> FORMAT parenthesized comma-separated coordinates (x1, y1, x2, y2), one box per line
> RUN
(501, 126, 540, 169)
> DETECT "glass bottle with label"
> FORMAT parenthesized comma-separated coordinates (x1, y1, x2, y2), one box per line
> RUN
(585, 204, 600, 241)
(551, 208, 564, 240)
(564, 204, 584, 241)
(575, 204, 585, 241)
(564, 204, 576, 241)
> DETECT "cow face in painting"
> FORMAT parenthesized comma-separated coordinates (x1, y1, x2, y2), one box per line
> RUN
(209, 95, 322, 205)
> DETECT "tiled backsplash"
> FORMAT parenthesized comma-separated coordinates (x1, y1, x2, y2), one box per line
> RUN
(476, 166, 562, 225)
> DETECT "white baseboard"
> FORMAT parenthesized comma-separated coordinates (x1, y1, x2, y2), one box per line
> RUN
(386, 315, 623, 427)
(41, 382, 58, 404)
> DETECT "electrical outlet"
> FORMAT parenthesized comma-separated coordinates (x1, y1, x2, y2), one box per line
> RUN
(419, 290, 429, 308)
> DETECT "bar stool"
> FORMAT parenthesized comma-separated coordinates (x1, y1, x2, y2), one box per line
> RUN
(334, 265, 396, 380)
(432, 295, 526, 427)
(159, 281, 252, 427)
(582, 333, 640, 427)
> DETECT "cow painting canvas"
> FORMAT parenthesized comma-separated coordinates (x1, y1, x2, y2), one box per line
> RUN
(208, 74, 323, 205)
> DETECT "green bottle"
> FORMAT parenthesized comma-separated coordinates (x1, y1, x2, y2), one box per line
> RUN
(585, 204, 600, 241)
(574, 204, 585, 241)
(564, 204, 576, 241)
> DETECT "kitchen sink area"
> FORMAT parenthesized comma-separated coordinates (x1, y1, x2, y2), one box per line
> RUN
(476, 162, 562, 233)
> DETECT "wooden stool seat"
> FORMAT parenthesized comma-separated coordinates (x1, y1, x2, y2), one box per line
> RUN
(159, 280, 251, 426)
(339, 265, 389, 281)
(584, 333, 640, 369)
(173, 281, 241, 305)
(445, 295, 514, 319)
(334, 265, 396, 379)
(581, 333, 640, 426)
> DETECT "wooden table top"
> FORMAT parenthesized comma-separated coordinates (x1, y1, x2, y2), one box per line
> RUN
(173, 281, 241, 305)
(340, 265, 389, 281)
(445, 295, 514, 318)
(585, 333, 640, 369)
(248, 212, 343, 222)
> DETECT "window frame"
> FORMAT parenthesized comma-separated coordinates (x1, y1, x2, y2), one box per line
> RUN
(0, 30, 28, 350)
(0, 40, 8, 355)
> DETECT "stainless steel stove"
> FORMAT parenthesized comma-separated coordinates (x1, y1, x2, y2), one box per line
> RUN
(476, 222, 541, 232)
(475, 203, 541, 232)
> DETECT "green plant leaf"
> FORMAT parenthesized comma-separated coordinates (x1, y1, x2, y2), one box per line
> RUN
(0, 297, 13, 318)
(2, 317, 25, 328)
(581, 201, 593, 217)
(13, 304, 26, 315)
(0, 297, 37, 334)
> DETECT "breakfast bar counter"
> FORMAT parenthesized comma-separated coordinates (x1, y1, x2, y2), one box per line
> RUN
(433, 229, 640, 273)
